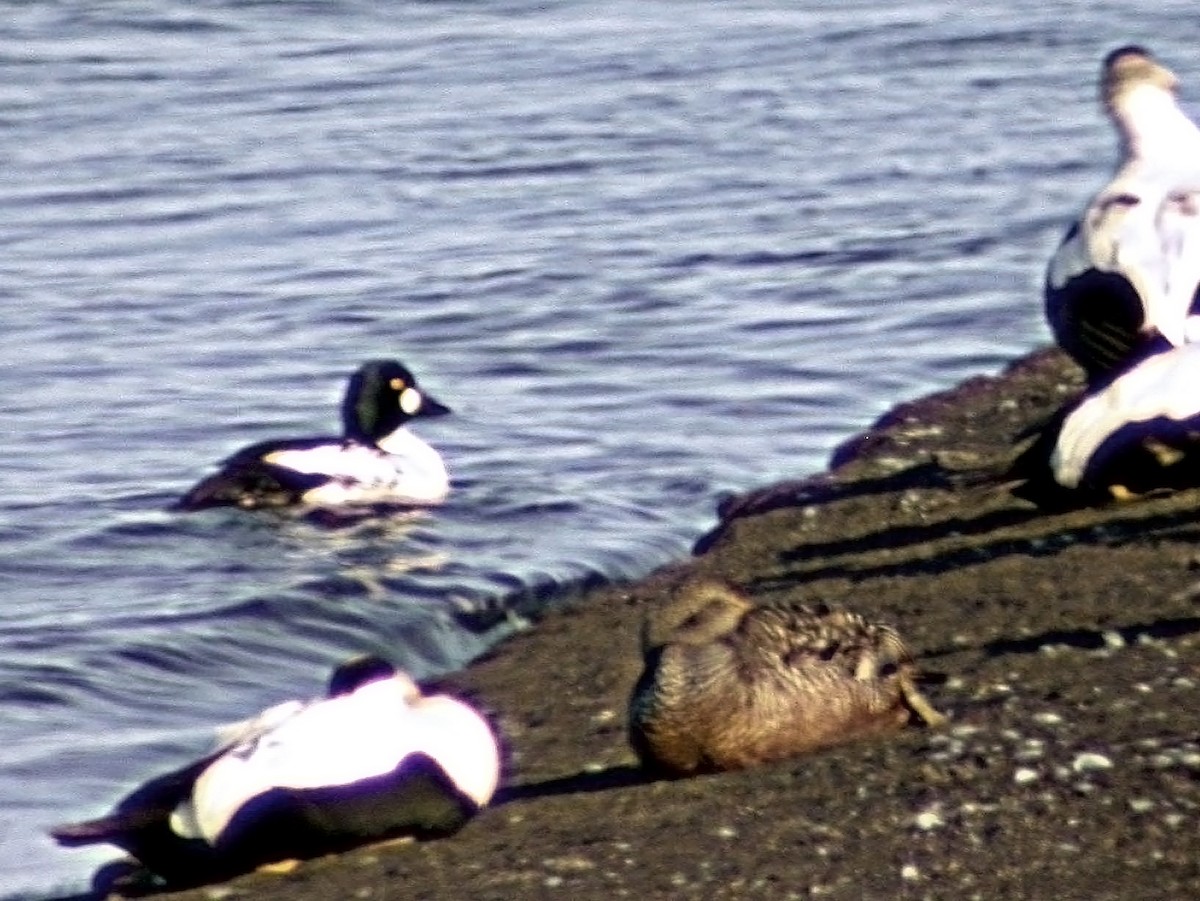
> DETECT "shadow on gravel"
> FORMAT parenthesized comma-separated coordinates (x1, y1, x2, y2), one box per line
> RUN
(494, 765, 648, 804)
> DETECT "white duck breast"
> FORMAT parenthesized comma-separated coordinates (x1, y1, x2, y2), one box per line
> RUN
(264, 428, 449, 506)
(1047, 48, 1200, 376)
(1052, 343, 1200, 489)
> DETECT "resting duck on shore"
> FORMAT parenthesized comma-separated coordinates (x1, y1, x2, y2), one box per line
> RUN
(628, 580, 945, 776)
(176, 359, 451, 511)
(51, 657, 501, 884)
(1045, 46, 1200, 381)
(1021, 343, 1200, 501)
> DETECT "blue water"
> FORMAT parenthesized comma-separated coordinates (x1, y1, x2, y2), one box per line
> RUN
(3, 1, 1197, 896)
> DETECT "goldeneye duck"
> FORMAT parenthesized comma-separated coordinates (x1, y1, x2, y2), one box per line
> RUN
(176, 359, 451, 511)
(1046, 46, 1200, 381)
(628, 579, 945, 776)
(1032, 342, 1200, 500)
(50, 656, 501, 884)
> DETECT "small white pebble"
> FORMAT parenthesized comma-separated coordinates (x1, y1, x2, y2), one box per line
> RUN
(1013, 767, 1040, 785)
(1032, 711, 1063, 726)
(914, 809, 944, 831)
(1102, 631, 1125, 649)
(900, 864, 921, 882)
(1072, 752, 1114, 773)
(545, 876, 563, 888)
(1134, 682, 1153, 694)
(715, 826, 738, 839)
(1128, 798, 1155, 814)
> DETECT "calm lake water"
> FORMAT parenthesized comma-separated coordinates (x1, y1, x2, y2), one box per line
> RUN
(3, 1, 1197, 896)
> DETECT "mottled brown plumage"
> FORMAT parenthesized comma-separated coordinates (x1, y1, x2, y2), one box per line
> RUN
(628, 580, 945, 775)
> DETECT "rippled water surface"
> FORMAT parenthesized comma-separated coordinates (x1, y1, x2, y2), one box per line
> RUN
(4, 1, 1199, 895)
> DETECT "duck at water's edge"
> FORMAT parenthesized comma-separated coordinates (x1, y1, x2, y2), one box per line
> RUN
(1013, 342, 1200, 504)
(51, 657, 501, 885)
(1046, 46, 1200, 381)
(628, 579, 945, 776)
(176, 359, 451, 511)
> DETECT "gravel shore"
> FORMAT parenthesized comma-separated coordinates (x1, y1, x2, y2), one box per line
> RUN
(63, 347, 1200, 901)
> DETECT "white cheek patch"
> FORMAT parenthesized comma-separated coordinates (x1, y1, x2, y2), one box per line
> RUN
(399, 387, 422, 415)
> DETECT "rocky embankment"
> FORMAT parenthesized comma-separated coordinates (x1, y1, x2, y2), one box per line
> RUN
(74, 347, 1200, 901)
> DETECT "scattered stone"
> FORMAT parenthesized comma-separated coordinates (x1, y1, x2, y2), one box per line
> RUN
(914, 809, 944, 831)
(1014, 767, 1040, 785)
(1102, 631, 1125, 650)
(1072, 752, 1114, 773)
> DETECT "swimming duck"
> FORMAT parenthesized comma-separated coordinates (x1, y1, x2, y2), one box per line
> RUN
(1027, 342, 1200, 500)
(51, 657, 501, 884)
(1045, 46, 1200, 380)
(176, 359, 451, 511)
(628, 580, 945, 776)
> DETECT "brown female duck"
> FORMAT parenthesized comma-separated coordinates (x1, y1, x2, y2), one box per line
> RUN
(628, 580, 945, 775)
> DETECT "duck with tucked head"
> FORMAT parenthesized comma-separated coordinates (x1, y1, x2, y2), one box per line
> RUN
(1016, 342, 1200, 503)
(176, 359, 451, 511)
(51, 656, 501, 885)
(1046, 46, 1200, 381)
(628, 580, 945, 776)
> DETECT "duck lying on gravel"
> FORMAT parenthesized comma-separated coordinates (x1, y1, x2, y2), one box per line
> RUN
(51, 657, 500, 884)
(628, 579, 945, 776)
(1029, 343, 1200, 500)
(1045, 46, 1200, 381)
(177, 359, 451, 511)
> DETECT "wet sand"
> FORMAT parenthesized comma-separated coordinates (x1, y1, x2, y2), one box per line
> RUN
(70, 347, 1200, 901)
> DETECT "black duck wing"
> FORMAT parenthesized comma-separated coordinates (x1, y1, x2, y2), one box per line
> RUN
(175, 438, 336, 511)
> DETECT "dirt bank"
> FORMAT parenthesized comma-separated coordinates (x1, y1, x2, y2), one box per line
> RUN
(69, 347, 1200, 901)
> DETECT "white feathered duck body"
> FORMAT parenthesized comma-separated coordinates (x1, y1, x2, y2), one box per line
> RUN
(50, 658, 501, 884)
